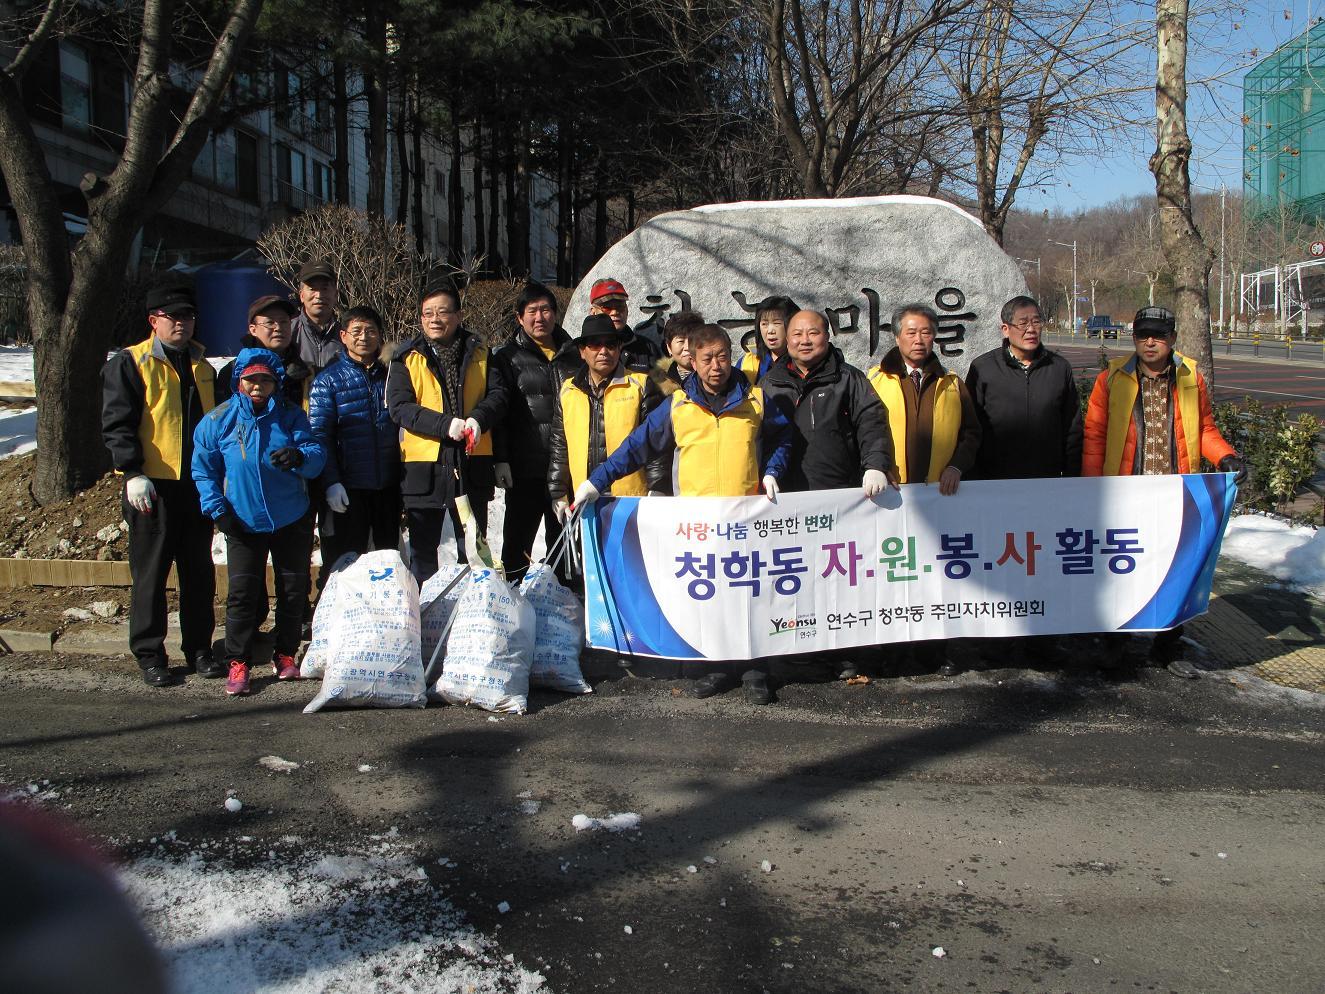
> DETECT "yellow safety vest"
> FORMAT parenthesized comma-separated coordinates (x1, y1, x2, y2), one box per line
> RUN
(867, 368, 961, 484)
(1101, 354, 1202, 476)
(739, 351, 761, 386)
(670, 387, 764, 497)
(398, 345, 493, 462)
(560, 372, 649, 496)
(126, 337, 216, 480)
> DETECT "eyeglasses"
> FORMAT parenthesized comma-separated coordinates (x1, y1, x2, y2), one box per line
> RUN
(1008, 318, 1043, 330)
(153, 310, 196, 321)
(344, 327, 381, 340)
(422, 309, 458, 320)
(252, 318, 289, 330)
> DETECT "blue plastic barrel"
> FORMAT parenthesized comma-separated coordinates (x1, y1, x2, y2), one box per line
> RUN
(193, 260, 292, 357)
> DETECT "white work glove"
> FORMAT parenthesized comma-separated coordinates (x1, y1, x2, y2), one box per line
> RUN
(125, 475, 156, 514)
(553, 498, 570, 523)
(494, 462, 513, 489)
(446, 416, 468, 441)
(762, 475, 779, 502)
(862, 469, 887, 498)
(462, 417, 482, 453)
(573, 480, 600, 508)
(325, 483, 349, 513)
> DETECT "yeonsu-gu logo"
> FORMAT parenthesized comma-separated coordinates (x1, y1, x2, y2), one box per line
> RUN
(769, 614, 817, 637)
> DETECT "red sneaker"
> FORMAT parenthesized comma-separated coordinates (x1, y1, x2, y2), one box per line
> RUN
(225, 660, 250, 696)
(273, 653, 300, 681)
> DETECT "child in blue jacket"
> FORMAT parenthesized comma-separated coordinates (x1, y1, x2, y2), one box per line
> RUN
(192, 347, 326, 695)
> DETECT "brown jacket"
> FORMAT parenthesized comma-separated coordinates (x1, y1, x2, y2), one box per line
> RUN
(869, 348, 981, 483)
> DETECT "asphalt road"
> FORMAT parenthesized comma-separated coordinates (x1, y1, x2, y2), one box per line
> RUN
(1049, 335, 1325, 421)
(3, 643, 1323, 994)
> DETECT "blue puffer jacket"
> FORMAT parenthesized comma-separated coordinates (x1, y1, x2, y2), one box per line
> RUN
(192, 347, 327, 533)
(308, 350, 398, 490)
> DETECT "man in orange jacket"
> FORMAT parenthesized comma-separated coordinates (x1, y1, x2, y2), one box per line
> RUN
(1082, 306, 1245, 670)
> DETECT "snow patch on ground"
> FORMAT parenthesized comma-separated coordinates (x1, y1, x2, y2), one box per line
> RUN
(120, 835, 548, 994)
(571, 812, 641, 833)
(1220, 514, 1325, 600)
(0, 345, 33, 382)
(0, 405, 36, 459)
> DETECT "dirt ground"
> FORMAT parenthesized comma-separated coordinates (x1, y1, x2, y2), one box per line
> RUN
(0, 454, 128, 560)
(0, 584, 158, 634)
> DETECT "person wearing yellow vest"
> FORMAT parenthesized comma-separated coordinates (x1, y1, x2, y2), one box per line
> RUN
(387, 279, 508, 585)
(548, 314, 668, 521)
(101, 284, 219, 687)
(576, 322, 792, 503)
(739, 295, 797, 386)
(1083, 306, 1244, 672)
(867, 303, 981, 679)
(867, 304, 981, 495)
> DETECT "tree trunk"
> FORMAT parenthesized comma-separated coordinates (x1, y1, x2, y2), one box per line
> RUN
(472, 116, 486, 267)
(1150, 0, 1215, 384)
(411, 94, 424, 255)
(486, 121, 501, 273)
(448, 100, 464, 266)
(332, 54, 350, 203)
(394, 75, 409, 225)
(364, 4, 388, 217)
(556, 114, 572, 286)
(593, 155, 608, 259)
(503, 124, 523, 275)
(515, 117, 531, 275)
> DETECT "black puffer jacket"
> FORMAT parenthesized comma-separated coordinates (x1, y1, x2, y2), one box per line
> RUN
(492, 328, 580, 481)
(965, 343, 1083, 479)
(760, 347, 893, 491)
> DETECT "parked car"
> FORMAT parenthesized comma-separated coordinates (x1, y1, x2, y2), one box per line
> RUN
(1085, 314, 1125, 339)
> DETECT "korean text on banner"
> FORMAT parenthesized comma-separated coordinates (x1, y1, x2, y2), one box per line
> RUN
(580, 475, 1235, 661)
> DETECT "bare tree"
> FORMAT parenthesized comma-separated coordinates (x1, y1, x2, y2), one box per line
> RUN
(940, 0, 1148, 246)
(0, 0, 264, 503)
(762, 0, 971, 197)
(1150, 0, 1215, 383)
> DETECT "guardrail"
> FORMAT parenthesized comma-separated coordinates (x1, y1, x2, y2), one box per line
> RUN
(1045, 329, 1325, 361)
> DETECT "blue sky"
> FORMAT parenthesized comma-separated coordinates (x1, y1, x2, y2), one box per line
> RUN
(1020, 1, 1321, 212)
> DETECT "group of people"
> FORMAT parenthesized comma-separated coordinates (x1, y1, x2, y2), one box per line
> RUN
(101, 260, 1246, 700)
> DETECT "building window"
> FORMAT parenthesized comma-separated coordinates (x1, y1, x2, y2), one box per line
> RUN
(313, 161, 332, 202)
(434, 169, 445, 196)
(236, 131, 259, 201)
(59, 41, 92, 133)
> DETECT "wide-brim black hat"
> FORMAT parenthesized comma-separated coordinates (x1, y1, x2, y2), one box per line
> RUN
(574, 313, 630, 344)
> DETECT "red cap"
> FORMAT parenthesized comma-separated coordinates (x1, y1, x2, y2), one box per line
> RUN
(590, 278, 628, 303)
(237, 361, 277, 380)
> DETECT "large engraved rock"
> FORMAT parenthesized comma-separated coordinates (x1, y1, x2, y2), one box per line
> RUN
(565, 195, 1029, 375)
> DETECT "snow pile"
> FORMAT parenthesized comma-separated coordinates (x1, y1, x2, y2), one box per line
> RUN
(120, 835, 548, 994)
(1220, 514, 1325, 600)
(0, 345, 33, 382)
(571, 812, 641, 833)
(0, 405, 36, 459)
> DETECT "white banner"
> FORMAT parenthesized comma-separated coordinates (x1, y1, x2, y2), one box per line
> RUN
(581, 475, 1236, 661)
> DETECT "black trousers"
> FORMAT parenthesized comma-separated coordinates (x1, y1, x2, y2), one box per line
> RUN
(224, 514, 314, 661)
(406, 499, 488, 587)
(323, 487, 402, 568)
(125, 479, 215, 670)
(501, 478, 565, 585)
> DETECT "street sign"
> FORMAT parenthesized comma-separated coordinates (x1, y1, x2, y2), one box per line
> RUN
(1310, 241, 1325, 257)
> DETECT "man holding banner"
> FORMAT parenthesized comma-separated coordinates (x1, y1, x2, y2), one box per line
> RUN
(574, 322, 793, 703)
(867, 303, 981, 676)
(1083, 305, 1244, 671)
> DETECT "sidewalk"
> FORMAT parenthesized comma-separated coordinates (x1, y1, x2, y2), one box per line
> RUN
(1195, 560, 1325, 694)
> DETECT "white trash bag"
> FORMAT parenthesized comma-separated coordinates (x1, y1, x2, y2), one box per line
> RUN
(432, 567, 536, 714)
(420, 563, 468, 663)
(300, 552, 359, 679)
(304, 550, 426, 713)
(520, 564, 591, 694)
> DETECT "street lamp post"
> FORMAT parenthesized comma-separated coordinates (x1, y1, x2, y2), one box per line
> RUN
(1050, 239, 1078, 334)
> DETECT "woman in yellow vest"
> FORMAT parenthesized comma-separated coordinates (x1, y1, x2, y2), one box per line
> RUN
(548, 315, 668, 517)
(866, 304, 981, 495)
(386, 280, 508, 584)
(739, 295, 797, 385)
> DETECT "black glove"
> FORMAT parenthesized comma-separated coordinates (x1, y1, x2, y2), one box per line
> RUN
(270, 446, 304, 470)
(213, 511, 245, 537)
(1218, 455, 1248, 486)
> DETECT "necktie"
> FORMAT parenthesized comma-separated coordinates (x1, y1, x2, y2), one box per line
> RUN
(910, 369, 922, 394)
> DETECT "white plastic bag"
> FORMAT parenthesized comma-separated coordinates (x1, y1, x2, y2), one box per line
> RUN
(520, 564, 591, 694)
(300, 552, 358, 679)
(433, 567, 535, 714)
(420, 564, 468, 664)
(304, 550, 426, 713)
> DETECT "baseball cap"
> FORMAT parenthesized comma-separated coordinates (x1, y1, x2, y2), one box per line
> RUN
(590, 278, 629, 304)
(1132, 306, 1175, 336)
(247, 295, 300, 323)
(145, 285, 196, 316)
(297, 258, 336, 283)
